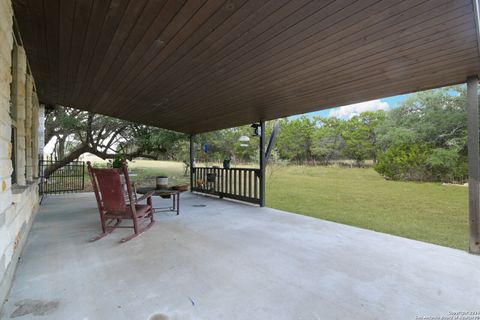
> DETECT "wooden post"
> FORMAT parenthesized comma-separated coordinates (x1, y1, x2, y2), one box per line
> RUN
(467, 75, 480, 254)
(259, 121, 266, 207)
(190, 134, 195, 192)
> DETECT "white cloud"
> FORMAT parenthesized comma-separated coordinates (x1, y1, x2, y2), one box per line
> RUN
(327, 99, 389, 119)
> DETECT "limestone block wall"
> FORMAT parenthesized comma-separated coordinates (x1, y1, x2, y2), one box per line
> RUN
(0, 0, 13, 214)
(0, 0, 42, 310)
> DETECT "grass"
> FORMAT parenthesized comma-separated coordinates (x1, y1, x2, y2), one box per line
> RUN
(128, 160, 189, 186)
(85, 160, 469, 250)
(266, 165, 468, 250)
(83, 160, 189, 192)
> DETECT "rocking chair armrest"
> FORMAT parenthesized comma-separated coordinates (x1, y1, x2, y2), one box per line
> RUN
(136, 191, 155, 203)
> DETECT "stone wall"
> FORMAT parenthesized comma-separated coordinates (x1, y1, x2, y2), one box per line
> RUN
(0, 0, 41, 310)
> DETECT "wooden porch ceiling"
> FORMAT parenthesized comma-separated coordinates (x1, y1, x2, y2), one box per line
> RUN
(13, 0, 480, 134)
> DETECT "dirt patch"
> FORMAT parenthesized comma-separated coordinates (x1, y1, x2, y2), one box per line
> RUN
(10, 299, 59, 318)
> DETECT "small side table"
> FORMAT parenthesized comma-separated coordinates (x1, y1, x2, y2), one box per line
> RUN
(136, 187, 180, 215)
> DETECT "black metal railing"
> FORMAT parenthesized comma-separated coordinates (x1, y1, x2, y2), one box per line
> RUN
(39, 160, 85, 195)
(192, 167, 261, 205)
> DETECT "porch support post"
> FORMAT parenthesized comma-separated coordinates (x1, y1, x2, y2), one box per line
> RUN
(467, 75, 480, 254)
(259, 120, 266, 207)
(190, 134, 195, 192)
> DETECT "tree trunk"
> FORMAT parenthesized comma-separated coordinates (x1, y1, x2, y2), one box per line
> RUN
(44, 144, 157, 178)
(57, 136, 66, 160)
(44, 145, 88, 178)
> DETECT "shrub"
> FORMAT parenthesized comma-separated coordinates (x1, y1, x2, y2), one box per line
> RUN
(426, 148, 467, 182)
(374, 143, 430, 181)
(375, 144, 467, 182)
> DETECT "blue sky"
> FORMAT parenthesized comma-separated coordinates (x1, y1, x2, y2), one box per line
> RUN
(291, 93, 413, 120)
(289, 83, 469, 120)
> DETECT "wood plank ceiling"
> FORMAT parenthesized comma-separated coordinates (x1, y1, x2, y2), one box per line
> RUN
(13, 0, 480, 133)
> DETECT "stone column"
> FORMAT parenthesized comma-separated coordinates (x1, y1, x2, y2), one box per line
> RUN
(11, 44, 26, 185)
(25, 74, 33, 182)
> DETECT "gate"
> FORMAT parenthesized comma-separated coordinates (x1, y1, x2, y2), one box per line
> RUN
(39, 160, 85, 195)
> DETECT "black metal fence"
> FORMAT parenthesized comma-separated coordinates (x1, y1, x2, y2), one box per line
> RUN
(39, 160, 85, 195)
(192, 167, 261, 205)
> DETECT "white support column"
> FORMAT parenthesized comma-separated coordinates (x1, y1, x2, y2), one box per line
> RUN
(467, 75, 480, 254)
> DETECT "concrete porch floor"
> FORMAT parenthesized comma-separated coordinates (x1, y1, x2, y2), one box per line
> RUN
(1, 192, 479, 320)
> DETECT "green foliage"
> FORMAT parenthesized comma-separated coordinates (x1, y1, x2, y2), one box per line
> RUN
(111, 155, 127, 168)
(128, 126, 186, 159)
(426, 148, 467, 182)
(276, 116, 316, 163)
(194, 125, 259, 164)
(373, 86, 468, 182)
(340, 111, 385, 166)
(311, 117, 344, 165)
(375, 143, 431, 181)
(47, 84, 469, 183)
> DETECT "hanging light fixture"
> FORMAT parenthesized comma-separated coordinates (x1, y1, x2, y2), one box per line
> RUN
(239, 135, 250, 142)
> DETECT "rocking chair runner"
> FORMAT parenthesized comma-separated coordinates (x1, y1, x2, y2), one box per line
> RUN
(87, 161, 155, 242)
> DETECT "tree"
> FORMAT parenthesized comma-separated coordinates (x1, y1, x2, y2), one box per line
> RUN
(340, 111, 385, 166)
(44, 105, 174, 177)
(311, 117, 344, 165)
(45, 85, 469, 183)
(374, 86, 468, 182)
(276, 116, 316, 164)
(45, 106, 85, 160)
(130, 125, 186, 160)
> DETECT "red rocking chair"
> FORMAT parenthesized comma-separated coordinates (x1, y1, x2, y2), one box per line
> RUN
(87, 161, 155, 242)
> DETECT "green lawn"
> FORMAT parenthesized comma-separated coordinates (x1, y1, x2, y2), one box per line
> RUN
(266, 165, 468, 250)
(128, 160, 189, 186)
(84, 160, 189, 191)
(87, 160, 469, 250)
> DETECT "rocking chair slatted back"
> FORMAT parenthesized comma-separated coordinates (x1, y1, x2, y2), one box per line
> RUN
(92, 168, 127, 213)
(87, 162, 155, 242)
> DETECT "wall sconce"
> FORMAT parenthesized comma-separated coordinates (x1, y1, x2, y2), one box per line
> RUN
(251, 123, 260, 136)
